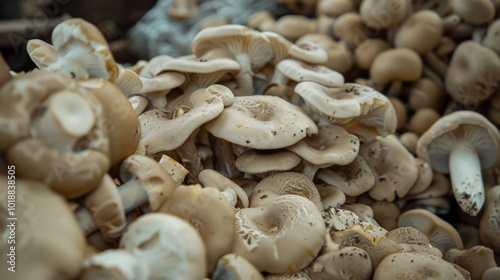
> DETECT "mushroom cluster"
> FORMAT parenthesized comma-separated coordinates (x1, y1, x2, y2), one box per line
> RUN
(1, 1, 500, 278)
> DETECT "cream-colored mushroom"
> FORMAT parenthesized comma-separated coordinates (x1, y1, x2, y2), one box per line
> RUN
(233, 195, 325, 274)
(444, 245, 497, 280)
(212, 254, 264, 280)
(479, 185, 500, 254)
(199, 169, 249, 208)
(235, 149, 302, 178)
(310, 246, 372, 280)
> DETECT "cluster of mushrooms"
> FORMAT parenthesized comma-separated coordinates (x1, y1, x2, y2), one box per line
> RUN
(1, 0, 500, 279)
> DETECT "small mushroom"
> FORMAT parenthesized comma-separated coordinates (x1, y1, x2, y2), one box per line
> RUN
(262, 31, 328, 65)
(417, 111, 500, 216)
(354, 38, 391, 71)
(198, 169, 249, 208)
(444, 245, 497, 280)
(233, 195, 325, 274)
(479, 185, 500, 254)
(316, 183, 347, 209)
(212, 254, 264, 280)
(310, 246, 373, 280)
(235, 149, 302, 178)
(407, 158, 434, 196)
(450, 0, 495, 26)
(359, 0, 408, 30)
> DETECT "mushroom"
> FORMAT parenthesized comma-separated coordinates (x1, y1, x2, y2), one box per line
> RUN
(333, 12, 368, 48)
(479, 185, 500, 254)
(27, 18, 119, 81)
(359, 0, 408, 30)
(398, 209, 464, 253)
(235, 149, 302, 178)
(417, 111, 500, 216)
(0, 53, 11, 86)
(316, 183, 347, 209)
(316, 0, 356, 17)
(482, 267, 500, 280)
(192, 24, 273, 93)
(385, 226, 442, 257)
(168, 0, 198, 20)
(249, 172, 323, 210)
(205, 95, 318, 150)
(373, 252, 468, 279)
(406, 158, 434, 196)
(408, 77, 446, 112)
(233, 195, 325, 274)
(262, 31, 328, 65)
(445, 41, 500, 105)
(82, 213, 207, 280)
(212, 254, 264, 280)
(482, 19, 500, 55)
(1, 71, 110, 198)
(354, 38, 391, 71)
(309, 246, 372, 280)
(0, 177, 87, 280)
(444, 245, 497, 280)
(449, 0, 495, 26)
(393, 10, 443, 55)
(399, 131, 419, 155)
(198, 169, 249, 208)
(286, 124, 359, 179)
(159, 184, 236, 273)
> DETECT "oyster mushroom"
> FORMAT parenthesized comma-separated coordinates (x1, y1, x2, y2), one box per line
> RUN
(417, 111, 500, 216)
(310, 246, 372, 280)
(444, 245, 497, 280)
(262, 31, 328, 65)
(235, 149, 302, 178)
(233, 195, 325, 274)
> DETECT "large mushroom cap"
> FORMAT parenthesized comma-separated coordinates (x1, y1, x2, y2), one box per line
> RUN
(205, 95, 318, 149)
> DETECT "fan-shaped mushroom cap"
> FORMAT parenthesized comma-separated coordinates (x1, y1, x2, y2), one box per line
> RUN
(120, 213, 207, 280)
(233, 195, 325, 274)
(398, 209, 464, 252)
(262, 31, 328, 65)
(479, 185, 500, 254)
(205, 95, 318, 149)
(417, 111, 500, 215)
(374, 252, 468, 279)
(361, 135, 419, 201)
(369, 48, 423, 89)
(212, 254, 264, 280)
(160, 184, 236, 272)
(445, 41, 500, 105)
(79, 78, 141, 167)
(272, 59, 345, 88)
(310, 246, 372, 280)
(1, 71, 110, 198)
(26, 39, 58, 69)
(295, 82, 397, 138)
(235, 149, 302, 177)
(0, 178, 86, 280)
(250, 172, 323, 210)
(394, 10, 443, 54)
(360, 0, 408, 30)
(316, 156, 376, 197)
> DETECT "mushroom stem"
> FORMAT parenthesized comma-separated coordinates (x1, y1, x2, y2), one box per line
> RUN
(32, 91, 96, 151)
(449, 143, 485, 216)
(302, 161, 320, 180)
(76, 179, 149, 235)
(175, 128, 204, 183)
(210, 135, 241, 179)
(424, 51, 448, 78)
(235, 54, 254, 92)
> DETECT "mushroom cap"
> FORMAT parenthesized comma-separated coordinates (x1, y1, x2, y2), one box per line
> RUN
(205, 95, 318, 149)
(120, 213, 207, 280)
(417, 111, 500, 174)
(250, 172, 323, 210)
(233, 195, 325, 274)
(26, 39, 58, 69)
(275, 59, 345, 87)
(398, 209, 464, 252)
(199, 169, 249, 208)
(51, 18, 119, 81)
(450, 0, 495, 25)
(373, 252, 467, 280)
(444, 245, 497, 280)
(360, 0, 408, 30)
(445, 41, 500, 105)
(479, 185, 500, 254)
(192, 24, 273, 72)
(407, 158, 434, 196)
(310, 246, 372, 280)
(0, 178, 86, 280)
(79, 78, 141, 167)
(159, 184, 236, 273)
(295, 82, 397, 137)
(333, 12, 368, 47)
(235, 149, 301, 175)
(316, 183, 346, 209)
(316, 156, 376, 197)
(369, 48, 423, 88)
(262, 31, 328, 65)
(1, 71, 111, 198)
(212, 254, 264, 280)
(482, 19, 500, 55)
(361, 135, 419, 201)
(81, 249, 149, 280)
(354, 38, 391, 70)
(120, 154, 176, 212)
(394, 10, 443, 54)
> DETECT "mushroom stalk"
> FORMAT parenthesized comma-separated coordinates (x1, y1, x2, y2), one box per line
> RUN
(76, 179, 149, 235)
(449, 143, 485, 216)
(175, 128, 204, 183)
(235, 54, 254, 92)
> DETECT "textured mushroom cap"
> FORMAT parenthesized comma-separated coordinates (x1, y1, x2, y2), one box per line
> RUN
(250, 172, 323, 210)
(1, 71, 110, 198)
(262, 31, 328, 65)
(310, 246, 372, 280)
(360, 0, 408, 29)
(120, 155, 176, 212)
(275, 59, 345, 87)
(479, 185, 500, 254)
(81, 249, 149, 280)
(192, 24, 273, 71)
(295, 82, 396, 137)
(212, 254, 264, 280)
(322, 208, 363, 232)
(235, 149, 301, 175)
(361, 135, 419, 201)
(450, 0, 495, 25)
(120, 213, 207, 280)
(51, 18, 119, 81)
(316, 156, 376, 197)
(369, 48, 423, 88)
(79, 78, 141, 167)
(417, 111, 500, 173)
(398, 209, 464, 252)
(0, 178, 86, 280)
(159, 184, 236, 272)
(374, 252, 467, 280)
(445, 41, 500, 104)
(205, 95, 318, 149)
(394, 10, 443, 54)
(233, 195, 325, 274)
